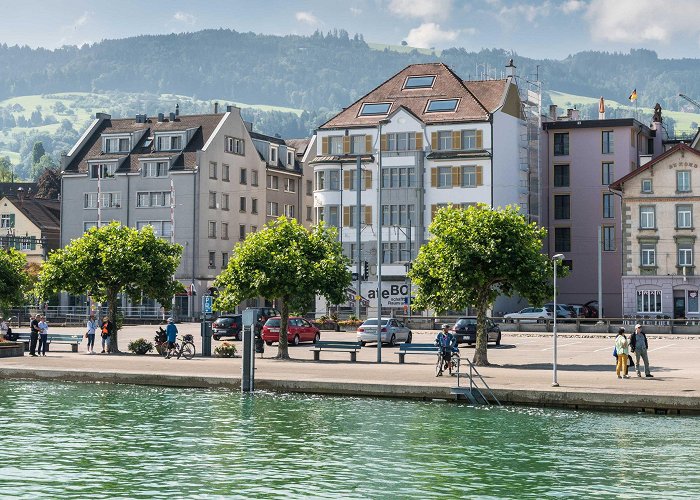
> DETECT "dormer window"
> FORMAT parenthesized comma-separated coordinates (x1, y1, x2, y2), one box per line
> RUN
(404, 75, 436, 89)
(142, 161, 169, 178)
(359, 102, 391, 116)
(103, 136, 130, 153)
(270, 146, 278, 165)
(426, 99, 459, 113)
(287, 150, 294, 167)
(155, 134, 183, 151)
(90, 162, 116, 179)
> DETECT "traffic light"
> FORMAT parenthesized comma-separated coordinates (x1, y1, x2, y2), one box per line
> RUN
(363, 260, 369, 280)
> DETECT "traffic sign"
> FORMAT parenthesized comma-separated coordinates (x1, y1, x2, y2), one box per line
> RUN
(203, 295, 213, 314)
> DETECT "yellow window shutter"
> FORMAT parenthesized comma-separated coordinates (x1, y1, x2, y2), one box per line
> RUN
(415, 132, 423, 150)
(452, 166, 461, 187)
(431, 167, 437, 187)
(365, 135, 372, 153)
(476, 166, 483, 186)
(321, 136, 329, 155)
(343, 170, 351, 190)
(343, 136, 350, 154)
(343, 206, 350, 227)
(364, 169, 372, 190)
(380, 134, 387, 151)
(431, 132, 438, 150)
(363, 206, 372, 225)
(476, 130, 483, 149)
(452, 131, 461, 150)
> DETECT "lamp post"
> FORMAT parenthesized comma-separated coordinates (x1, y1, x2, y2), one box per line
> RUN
(552, 253, 564, 387)
(376, 118, 390, 363)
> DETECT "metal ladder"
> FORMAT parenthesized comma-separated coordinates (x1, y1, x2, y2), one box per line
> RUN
(451, 356, 502, 406)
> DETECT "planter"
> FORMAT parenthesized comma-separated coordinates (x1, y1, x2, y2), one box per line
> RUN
(340, 325, 361, 332)
(0, 342, 24, 358)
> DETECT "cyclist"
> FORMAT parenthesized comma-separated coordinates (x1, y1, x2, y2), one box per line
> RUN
(165, 317, 178, 359)
(435, 323, 458, 376)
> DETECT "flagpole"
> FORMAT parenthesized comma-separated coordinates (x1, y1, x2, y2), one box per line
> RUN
(170, 178, 177, 320)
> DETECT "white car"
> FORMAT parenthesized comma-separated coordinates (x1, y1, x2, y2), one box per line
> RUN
(503, 307, 553, 323)
(357, 318, 412, 346)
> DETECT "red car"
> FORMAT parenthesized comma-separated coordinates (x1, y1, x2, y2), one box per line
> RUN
(262, 316, 320, 346)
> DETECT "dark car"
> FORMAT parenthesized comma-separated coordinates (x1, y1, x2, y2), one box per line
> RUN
(212, 314, 243, 341)
(452, 317, 501, 346)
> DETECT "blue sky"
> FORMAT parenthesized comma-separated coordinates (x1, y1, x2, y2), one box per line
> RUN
(0, 0, 698, 60)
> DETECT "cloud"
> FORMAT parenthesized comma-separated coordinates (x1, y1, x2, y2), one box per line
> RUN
(350, 7, 362, 16)
(499, 2, 552, 24)
(560, 0, 585, 13)
(295, 11, 321, 26)
(585, 0, 700, 44)
(173, 11, 196, 24)
(388, 0, 452, 21)
(405, 22, 461, 48)
(73, 12, 90, 29)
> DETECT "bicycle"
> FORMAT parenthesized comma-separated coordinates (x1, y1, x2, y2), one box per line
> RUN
(436, 348, 460, 377)
(162, 334, 196, 360)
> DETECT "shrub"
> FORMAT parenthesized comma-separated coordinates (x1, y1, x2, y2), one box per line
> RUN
(214, 342, 237, 358)
(128, 338, 153, 355)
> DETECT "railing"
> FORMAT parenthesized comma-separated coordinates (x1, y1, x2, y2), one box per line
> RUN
(8, 305, 170, 327)
(455, 357, 501, 406)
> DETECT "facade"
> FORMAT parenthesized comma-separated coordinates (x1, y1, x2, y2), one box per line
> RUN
(0, 195, 60, 264)
(312, 62, 533, 315)
(60, 107, 307, 317)
(611, 143, 700, 319)
(541, 107, 664, 316)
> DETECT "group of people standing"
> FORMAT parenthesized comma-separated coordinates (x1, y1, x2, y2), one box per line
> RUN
(85, 314, 113, 354)
(614, 324, 653, 379)
(27, 314, 49, 356)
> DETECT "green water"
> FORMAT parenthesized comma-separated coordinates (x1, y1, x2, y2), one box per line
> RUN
(0, 381, 698, 499)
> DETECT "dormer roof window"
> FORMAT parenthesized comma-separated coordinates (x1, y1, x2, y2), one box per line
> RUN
(426, 98, 459, 113)
(155, 134, 183, 151)
(359, 102, 391, 116)
(404, 75, 436, 89)
(103, 135, 131, 154)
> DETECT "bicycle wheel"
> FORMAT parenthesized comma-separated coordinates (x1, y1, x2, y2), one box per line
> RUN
(435, 354, 443, 377)
(180, 342, 195, 360)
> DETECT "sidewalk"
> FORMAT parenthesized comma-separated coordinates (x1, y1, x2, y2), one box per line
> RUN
(1, 323, 698, 414)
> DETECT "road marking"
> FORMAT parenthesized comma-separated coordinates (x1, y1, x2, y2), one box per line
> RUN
(541, 341, 582, 351)
(592, 346, 613, 352)
(648, 343, 676, 352)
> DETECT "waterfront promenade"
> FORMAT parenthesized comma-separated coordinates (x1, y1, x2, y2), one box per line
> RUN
(1, 323, 699, 414)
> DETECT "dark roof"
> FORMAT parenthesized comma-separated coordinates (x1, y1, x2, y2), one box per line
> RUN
(543, 118, 651, 133)
(426, 150, 492, 160)
(319, 63, 507, 129)
(250, 131, 286, 146)
(285, 138, 310, 155)
(610, 143, 700, 190)
(2, 196, 60, 232)
(0, 182, 38, 198)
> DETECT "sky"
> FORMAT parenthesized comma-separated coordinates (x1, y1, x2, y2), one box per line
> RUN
(0, 0, 698, 60)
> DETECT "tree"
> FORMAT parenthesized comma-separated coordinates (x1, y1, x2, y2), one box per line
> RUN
(31, 154, 57, 182)
(409, 205, 562, 366)
(31, 141, 46, 165)
(0, 156, 13, 182)
(214, 216, 351, 360)
(35, 164, 60, 198)
(35, 222, 184, 352)
(0, 248, 31, 314)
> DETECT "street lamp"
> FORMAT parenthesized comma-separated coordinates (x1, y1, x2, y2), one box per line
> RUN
(552, 253, 564, 387)
(376, 118, 390, 363)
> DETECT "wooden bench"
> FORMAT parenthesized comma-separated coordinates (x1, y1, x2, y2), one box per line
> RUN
(16, 332, 84, 353)
(396, 343, 439, 363)
(311, 341, 362, 362)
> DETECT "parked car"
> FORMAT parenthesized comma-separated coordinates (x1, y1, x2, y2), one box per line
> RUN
(544, 303, 575, 319)
(452, 317, 501, 346)
(262, 316, 320, 346)
(570, 303, 598, 318)
(242, 307, 279, 327)
(503, 307, 552, 323)
(584, 300, 599, 317)
(212, 314, 243, 341)
(357, 318, 412, 346)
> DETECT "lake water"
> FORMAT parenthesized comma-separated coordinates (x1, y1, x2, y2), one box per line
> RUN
(1, 381, 698, 499)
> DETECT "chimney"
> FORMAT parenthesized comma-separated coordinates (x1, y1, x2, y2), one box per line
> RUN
(226, 105, 237, 112)
(95, 112, 111, 120)
(169, 112, 176, 122)
(598, 97, 606, 120)
(505, 58, 516, 77)
(244, 121, 253, 132)
(213, 102, 219, 114)
(135, 114, 146, 124)
(175, 103, 180, 116)
(570, 108, 580, 120)
(549, 104, 557, 121)
(157, 113, 164, 122)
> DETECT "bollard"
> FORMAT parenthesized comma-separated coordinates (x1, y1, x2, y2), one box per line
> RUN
(201, 320, 212, 357)
(242, 325, 253, 392)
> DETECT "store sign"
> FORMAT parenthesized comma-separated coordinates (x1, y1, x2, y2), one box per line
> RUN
(362, 282, 411, 307)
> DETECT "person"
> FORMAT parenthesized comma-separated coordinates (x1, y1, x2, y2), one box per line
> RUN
(29, 314, 40, 356)
(100, 316, 113, 354)
(254, 316, 265, 357)
(85, 313, 99, 354)
(630, 324, 653, 378)
(435, 323, 457, 377)
(614, 327, 630, 379)
(37, 315, 49, 356)
(165, 317, 178, 359)
(0, 317, 7, 340)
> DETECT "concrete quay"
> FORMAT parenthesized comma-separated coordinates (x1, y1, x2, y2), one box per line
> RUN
(1, 323, 699, 414)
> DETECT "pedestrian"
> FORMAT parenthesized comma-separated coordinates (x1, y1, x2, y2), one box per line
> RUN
(29, 314, 40, 356)
(0, 317, 7, 340)
(614, 327, 630, 379)
(100, 316, 113, 354)
(630, 324, 653, 378)
(85, 313, 99, 354)
(37, 315, 49, 356)
(254, 316, 265, 358)
(165, 317, 178, 359)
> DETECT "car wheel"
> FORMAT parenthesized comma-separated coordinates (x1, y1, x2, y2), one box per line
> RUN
(313, 332, 320, 344)
(390, 333, 396, 346)
(265, 341, 273, 346)
(213, 335, 220, 341)
(406, 332, 412, 344)
(292, 334, 300, 346)
(496, 333, 501, 346)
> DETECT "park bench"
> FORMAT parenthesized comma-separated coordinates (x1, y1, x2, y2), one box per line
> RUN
(395, 343, 439, 363)
(311, 341, 362, 362)
(15, 332, 84, 353)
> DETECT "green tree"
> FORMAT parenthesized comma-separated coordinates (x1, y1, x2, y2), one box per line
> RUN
(31, 141, 46, 165)
(0, 156, 13, 182)
(35, 222, 184, 352)
(214, 216, 351, 360)
(410, 204, 562, 366)
(31, 154, 56, 181)
(0, 248, 31, 315)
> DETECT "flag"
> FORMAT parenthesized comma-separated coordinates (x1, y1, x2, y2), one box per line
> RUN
(629, 89, 637, 102)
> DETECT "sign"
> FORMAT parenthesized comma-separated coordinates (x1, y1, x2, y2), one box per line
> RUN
(361, 282, 411, 308)
(203, 295, 213, 314)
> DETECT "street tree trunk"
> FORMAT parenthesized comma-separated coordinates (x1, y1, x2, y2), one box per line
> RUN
(276, 299, 290, 360)
(472, 297, 490, 366)
(107, 289, 119, 353)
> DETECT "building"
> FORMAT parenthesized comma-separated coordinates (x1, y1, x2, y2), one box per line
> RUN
(541, 105, 665, 316)
(312, 61, 537, 315)
(611, 143, 700, 319)
(0, 194, 60, 264)
(60, 106, 307, 317)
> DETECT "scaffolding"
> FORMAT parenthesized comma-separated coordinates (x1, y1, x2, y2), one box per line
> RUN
(515, 76, 542, 224)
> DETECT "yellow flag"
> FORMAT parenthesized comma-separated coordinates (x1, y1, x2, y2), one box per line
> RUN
(629, 89, 638, 102)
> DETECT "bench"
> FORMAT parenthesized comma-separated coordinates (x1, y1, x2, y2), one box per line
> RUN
(396, 343, 439, 363)
(15, 332, 84, 353)
(311, 341, 362, 362)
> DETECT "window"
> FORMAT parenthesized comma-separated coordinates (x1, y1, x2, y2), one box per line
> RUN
(641, 243, 656, 267)
(270, 146, 278, 164)
(386, 132, 416, 152)
(677, 171, 691, 192)
(221, 194, 229, 211)
(329, 136, 344, 155)
(209, 162, 217, 179)
(461, 130, 477, 150)
(553, 133, 569, 156)
(641, 179, 653, 193)
(602, 131, 614, 154)
(141, 161, 167, 178)
(639, 205, 655, 229)
(602, 225, 615, 251)
(284, 204, 295, 218)
(437, 166, 452, 188)
(359, 102, 391, 116)
(251, 226, 257, 233)
(136, 221, 172, 238)
(554, 227, 571, 253)
(284, 178, 296, 193)
(637, 290, 662, 313)
(104, 136, 130, 153)
(553, 164, 569, 187)
(404, 75, 435, 89)
(225, 136, 245, 155)
(251, 170, 258, 186)
(688, 290, 699, 314)
(267, 202, 278, 217)
(208, 221, 217, 238)
(83, 221, 97, 232)
(306, 180, 313, 195)
(155, 135, 181, 151)
(221, 223, 229, 240)
(287, 150, 294, 166)
(222, 164, 230, 182)
(208, 251, 216, 269)
(316, 207, 325, 223)
(381, 204, 415, 226)
(426, 99, 458, 112)
(239, 197, 246, 212)
(136, 191, 171, 208)
(382, 167, 415, 188)
(327, 206, 340, 227)
(85, 192, 121, 209)
(251, 198, 258, 214)
(240, 168, 247, 185)
(0, 214, 14, 228)
(306, 206, 312, 221)
(222, 252, 229, 268)
(315, 171, 325, 190)
(554, 195, 570, 220)
(679, 243, 693, 267)
(90, 163, 116, 179)
(239, 225, 246, 240)
(602, 162, 614, 185)
(267, 175, 279, 190)
(461, 166, 477, 187)
(677, 205, 693, 229)
(437, 131, 452, 150)
(603, 193, 615, 218)
(208, 192, 217, 209)
(382, 242, 411, 263)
